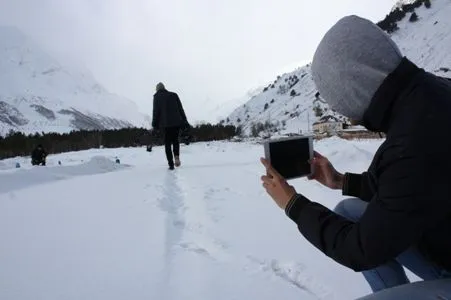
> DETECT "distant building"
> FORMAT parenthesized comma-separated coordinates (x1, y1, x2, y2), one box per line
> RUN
(312, 115, 344, 134)
(338, 124, 385, 139)
(341, 125, 367, 132)
(313, 121, 343, 134)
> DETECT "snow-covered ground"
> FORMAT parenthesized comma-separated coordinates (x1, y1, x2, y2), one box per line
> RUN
(1, 138, 423, 299)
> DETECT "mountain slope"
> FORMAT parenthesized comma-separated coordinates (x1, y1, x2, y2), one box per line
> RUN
(0, 26, 150, 136)
(227, 0, 450, 136)
(208, 87, 263, 123)
(224, 66, 344, 135)
(390, 0, 451, 75)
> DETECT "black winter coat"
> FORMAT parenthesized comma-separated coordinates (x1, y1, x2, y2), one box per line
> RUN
(286, 58, 451, 272)
(31, 147, 47, 162)
(152, 89, 188, 129)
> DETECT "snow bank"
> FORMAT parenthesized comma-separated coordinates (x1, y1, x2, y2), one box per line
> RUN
(0, 155, 129, 194)
(0, 160, 9, 171)
(315, 137, 378, 171)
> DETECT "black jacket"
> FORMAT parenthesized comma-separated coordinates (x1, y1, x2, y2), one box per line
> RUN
(31, 147, 47, 162)
(286, 58, 451, 272)
(152, 89, 188, 129)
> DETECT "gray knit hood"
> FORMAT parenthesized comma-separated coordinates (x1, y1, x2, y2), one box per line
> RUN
(311, 15, 403, 121)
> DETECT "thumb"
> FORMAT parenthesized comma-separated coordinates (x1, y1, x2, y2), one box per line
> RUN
(313, 151, 324, 159)
(261, 158, 282, 179)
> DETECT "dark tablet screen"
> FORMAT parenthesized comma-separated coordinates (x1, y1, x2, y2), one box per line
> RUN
(269, 138, 311, 179)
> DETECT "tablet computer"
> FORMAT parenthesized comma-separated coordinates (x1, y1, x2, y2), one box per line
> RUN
(263, 135, 314, 180)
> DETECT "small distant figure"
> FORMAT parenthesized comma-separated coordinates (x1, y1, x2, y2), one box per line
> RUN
(31, 144, 47, 166)
(152, 82, 189, 170)
(15, 162, 21, 168)
(58, 161, 62, 165)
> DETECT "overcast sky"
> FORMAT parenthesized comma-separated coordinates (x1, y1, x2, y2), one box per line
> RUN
(0, 0, 397, 122)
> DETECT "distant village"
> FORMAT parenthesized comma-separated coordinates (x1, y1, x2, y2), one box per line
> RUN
(312, 115, 384, 139)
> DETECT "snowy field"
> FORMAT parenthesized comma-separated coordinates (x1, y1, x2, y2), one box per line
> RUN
(1, 137, 421, 300)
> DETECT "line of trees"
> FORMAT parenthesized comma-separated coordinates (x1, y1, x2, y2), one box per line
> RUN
(377, 0, 431, 33)
(0, 124, 238, 160)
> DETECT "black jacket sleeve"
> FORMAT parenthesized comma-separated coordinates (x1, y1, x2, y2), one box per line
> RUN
(342, 172, 373, 202)
(152, 96, 160, 129)
(285, 145, 450, 272)
(175, 94, 188, 124)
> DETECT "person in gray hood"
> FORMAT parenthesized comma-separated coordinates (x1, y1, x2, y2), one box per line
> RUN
(311, 15, 403, 122)
(260, 15, 451, 297)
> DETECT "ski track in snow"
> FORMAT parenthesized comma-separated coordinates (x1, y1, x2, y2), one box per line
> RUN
(160, 172, 186, 259)
(154, 168, 332, 299)
(169, 172, 230, 260)
(155, 170, 231, 268)
(244, 256, 333, 299)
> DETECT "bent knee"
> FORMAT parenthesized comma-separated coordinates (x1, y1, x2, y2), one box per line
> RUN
(333, 199, 350, 216)
(333, 198, 367, 222)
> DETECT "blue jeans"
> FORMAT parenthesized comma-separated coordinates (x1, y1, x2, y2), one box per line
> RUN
(334, 198, 451, 293)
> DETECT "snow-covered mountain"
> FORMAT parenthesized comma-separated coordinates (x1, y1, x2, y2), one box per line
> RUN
(0, 26, 150, 136)
(389, 0, 450, 75)
(207, 87, 263, 122)
(393, 0, 419, 10)
(224, 65, 345, 135)
(226, 0, 450, 135)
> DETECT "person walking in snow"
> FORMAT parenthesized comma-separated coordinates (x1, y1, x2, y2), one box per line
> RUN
(260, 15, 451, 297)
(152, 82, 189, 170)
(31, 144, 47, 166)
